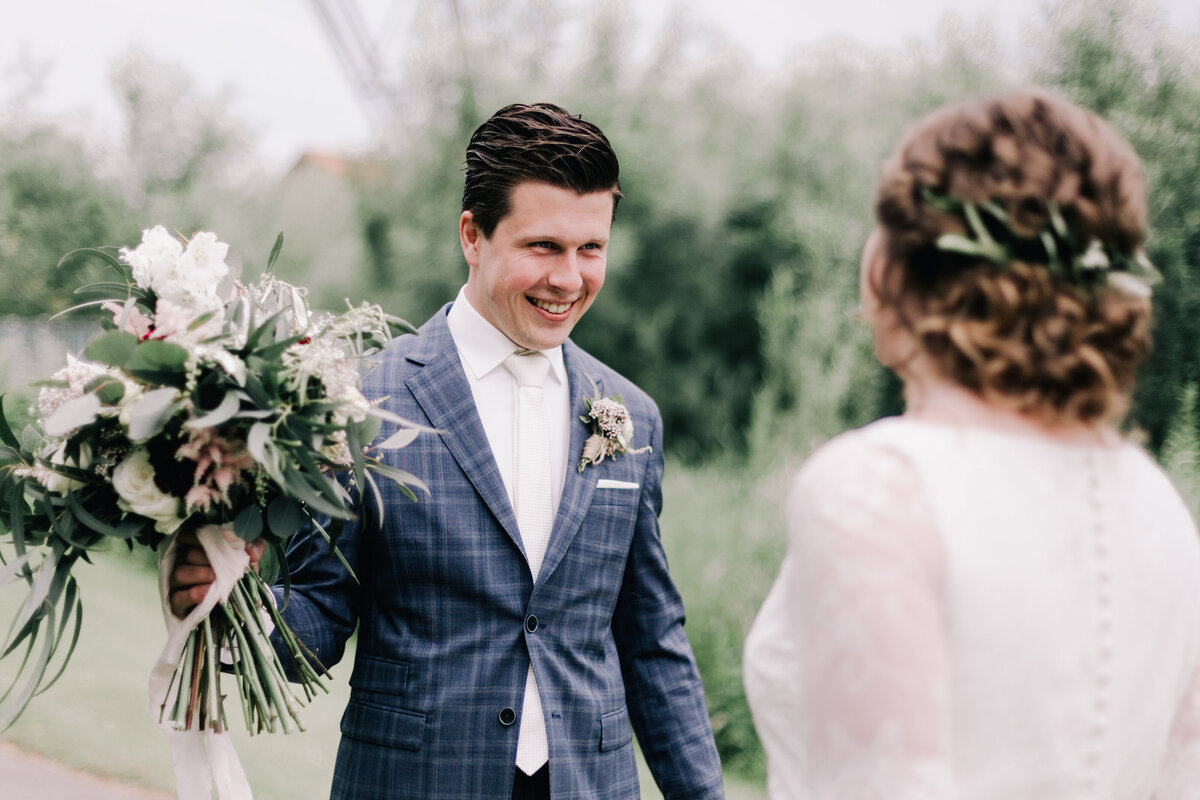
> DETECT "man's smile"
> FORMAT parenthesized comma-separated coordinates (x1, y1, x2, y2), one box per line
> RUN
(528, 296, 573, 315)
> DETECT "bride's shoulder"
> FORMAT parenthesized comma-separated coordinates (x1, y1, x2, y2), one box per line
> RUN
(790, 418, 925, 509)
(786, 419, 941, 560)
(796, 417, 920, 477)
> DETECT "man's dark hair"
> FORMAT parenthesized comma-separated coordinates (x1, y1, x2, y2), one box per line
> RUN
(462, 103, 622, 238)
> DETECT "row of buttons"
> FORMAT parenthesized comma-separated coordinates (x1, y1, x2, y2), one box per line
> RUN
(497, 615, 542, 726)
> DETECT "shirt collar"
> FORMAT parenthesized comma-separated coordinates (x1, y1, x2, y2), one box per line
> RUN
(446, 286, 567, 385)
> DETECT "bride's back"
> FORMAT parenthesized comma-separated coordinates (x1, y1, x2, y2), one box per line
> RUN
(872, 417, 1200, 797)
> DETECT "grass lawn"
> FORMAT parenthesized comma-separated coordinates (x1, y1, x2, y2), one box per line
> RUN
(1, 548, 765, 799)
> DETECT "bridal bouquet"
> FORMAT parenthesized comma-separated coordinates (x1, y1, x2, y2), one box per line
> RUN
(0, 227, 424, 746)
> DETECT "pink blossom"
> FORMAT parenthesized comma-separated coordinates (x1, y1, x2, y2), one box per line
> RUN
(101, 301, 154, 339)
(176, 427, 255, 513)
(184, 485, 223, 513)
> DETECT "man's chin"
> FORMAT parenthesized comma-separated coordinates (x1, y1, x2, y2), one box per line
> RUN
(514, 323, 575, 352)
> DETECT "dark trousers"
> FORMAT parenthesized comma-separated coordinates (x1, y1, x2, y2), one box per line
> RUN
(511, 764, 550, 800)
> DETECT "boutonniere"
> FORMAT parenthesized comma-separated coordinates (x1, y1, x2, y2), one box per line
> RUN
(577, 383, 652, 472)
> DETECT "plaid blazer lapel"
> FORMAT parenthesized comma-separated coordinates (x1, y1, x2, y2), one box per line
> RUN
(403, 311, 525, 560)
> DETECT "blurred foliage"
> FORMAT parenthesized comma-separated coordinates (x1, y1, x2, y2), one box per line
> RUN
(0, 129, 135, 315)
(2, 0, 1200, 783)
(1033, 0, 1200, 451)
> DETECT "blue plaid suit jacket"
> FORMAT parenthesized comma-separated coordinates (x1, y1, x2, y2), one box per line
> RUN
(274, 304, 724, 799)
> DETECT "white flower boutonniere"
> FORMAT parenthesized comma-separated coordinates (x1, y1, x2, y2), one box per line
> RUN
(577, 384, 652, 472)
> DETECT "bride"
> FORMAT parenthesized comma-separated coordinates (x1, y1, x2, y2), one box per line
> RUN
(743, 87, 1200, 798)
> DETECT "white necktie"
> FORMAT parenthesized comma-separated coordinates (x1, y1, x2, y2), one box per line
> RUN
(503, 350, 551, 775)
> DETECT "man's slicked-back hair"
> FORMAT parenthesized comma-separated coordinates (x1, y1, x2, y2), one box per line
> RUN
(462, 103, 622, 238)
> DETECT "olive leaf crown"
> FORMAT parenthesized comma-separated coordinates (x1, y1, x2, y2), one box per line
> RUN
(920, 187, 1161, 298)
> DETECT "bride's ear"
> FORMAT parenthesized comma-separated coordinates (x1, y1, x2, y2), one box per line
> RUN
(858, 228, 890, 323)
(859, 228, 919, 371)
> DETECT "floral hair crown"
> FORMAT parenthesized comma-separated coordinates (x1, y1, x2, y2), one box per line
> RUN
(920, 187, 1161, 298)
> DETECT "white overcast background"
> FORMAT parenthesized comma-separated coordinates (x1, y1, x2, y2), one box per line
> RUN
(3, 0, 1199, 167)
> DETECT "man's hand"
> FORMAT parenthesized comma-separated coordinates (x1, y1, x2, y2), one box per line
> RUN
(168, 530, 267, 619)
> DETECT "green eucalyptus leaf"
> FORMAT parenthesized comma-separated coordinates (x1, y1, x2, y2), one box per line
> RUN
(125, 340, 189, 385)
(125, 388, 181, 442)
(187, 311, 217, 332)
(37, 577, 83, 695)
(88, 378, 126, 406)
(65, 493, 133, 539)
(56, 245, 125, 274)
(309, 516, 358, 584)
(266, 496, 304, 538)
(368, 462, 430, 498)
(0, 397, 22, 451)
(254, 334, 306, 362)
(247, 422, 286, 485)
(376, 427, 419, 450)
(43, 394, 102, 438)
(267, 232, 284, 272)
(232, 504, 264, 541)
(0, 553, 35, 587)
(185, 390, 242, 429)
(82, 329, 138, 367)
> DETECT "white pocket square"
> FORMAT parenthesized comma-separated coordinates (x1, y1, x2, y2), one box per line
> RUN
(596, 479, 639, 490)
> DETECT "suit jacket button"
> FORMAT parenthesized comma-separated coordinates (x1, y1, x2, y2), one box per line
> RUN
(524, 614, 538, 633)
(499, 707, 516, 726)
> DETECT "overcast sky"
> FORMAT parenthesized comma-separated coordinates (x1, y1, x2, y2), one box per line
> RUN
(3, 1, 1198, 167)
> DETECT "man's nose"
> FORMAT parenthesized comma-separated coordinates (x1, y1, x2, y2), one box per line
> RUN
(547, 252, 583, 293)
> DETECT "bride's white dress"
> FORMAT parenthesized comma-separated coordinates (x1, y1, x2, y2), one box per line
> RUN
(743, 416, 1200, 799)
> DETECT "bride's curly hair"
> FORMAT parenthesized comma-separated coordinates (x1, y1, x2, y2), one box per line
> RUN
(873, 87, 1152, 425)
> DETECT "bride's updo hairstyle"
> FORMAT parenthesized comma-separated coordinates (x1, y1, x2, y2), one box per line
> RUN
(873, 87, 1153, 425)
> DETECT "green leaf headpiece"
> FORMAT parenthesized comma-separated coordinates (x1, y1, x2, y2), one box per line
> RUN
(921, 187, 1161, 298)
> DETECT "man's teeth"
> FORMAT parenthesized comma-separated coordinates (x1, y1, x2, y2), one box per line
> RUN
(531, 298, 570, 314)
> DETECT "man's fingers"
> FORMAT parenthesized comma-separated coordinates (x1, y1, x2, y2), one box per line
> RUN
(176, 545, 213, 567)
(170, 564, 216, 590)
(169, 583, 210, 618)
(247, 539, 267, 569)
(175, 530, 201, 547)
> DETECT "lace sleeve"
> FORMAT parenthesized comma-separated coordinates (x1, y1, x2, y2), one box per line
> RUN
(784, 433, 955, 798)
(1158, 659, 1200, 799)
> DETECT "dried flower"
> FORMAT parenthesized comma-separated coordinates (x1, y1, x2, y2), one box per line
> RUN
(577, 385, 651, 471)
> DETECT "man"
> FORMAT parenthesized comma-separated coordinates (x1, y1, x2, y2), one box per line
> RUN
(173, 103, 724, 799)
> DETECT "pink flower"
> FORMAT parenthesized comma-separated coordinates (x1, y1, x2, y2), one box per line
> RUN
(184, 485, 224, 514)
(176, 427, 256, 513)
(101, 301, 154, 339)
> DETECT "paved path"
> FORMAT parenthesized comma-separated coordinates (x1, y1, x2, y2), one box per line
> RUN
(0, 742, 172, 800)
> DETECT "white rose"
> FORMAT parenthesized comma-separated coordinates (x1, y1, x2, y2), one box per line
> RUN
(120, 226, 183, 294)
(39, 442, 92, 495)
(112, 448, 184, 533)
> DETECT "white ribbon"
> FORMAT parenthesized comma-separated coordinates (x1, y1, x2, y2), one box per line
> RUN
(150, 524, 254, 800)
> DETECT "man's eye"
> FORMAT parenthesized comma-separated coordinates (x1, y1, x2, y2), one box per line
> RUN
(530, 241, 555, 250)
(580, 243, 602, 251)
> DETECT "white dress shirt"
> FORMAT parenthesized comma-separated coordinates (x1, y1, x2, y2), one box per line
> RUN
(445, 286, 571, 518)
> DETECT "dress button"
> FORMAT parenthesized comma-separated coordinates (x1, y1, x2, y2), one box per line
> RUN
(525, 614, 539, 633)
(499, 707, 516, 726)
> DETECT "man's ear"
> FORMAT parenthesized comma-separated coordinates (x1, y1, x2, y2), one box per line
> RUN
(459, 211, 482, 268)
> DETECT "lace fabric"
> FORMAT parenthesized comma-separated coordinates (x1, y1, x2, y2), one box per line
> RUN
(744, 417, 1200, 799)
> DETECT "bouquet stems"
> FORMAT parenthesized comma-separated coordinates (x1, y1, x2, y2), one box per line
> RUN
(158, 571, 329, 735)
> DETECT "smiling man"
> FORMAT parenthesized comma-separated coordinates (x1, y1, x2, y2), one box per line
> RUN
(267, 104, 723, 799)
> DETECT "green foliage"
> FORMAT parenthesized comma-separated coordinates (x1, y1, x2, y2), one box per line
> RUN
(0, 131, 136, 316)
(1034, 0, 1200, 450)
(660, 459, 788, 781)
(1161, 383, 1200, 519)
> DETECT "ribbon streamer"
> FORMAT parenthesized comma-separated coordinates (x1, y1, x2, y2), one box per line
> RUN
(150, 524, 253, 800)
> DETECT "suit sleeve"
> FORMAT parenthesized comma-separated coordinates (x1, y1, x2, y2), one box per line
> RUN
(270, 493, 364, 679)
(611, 405, 725, 800)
